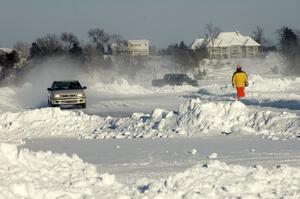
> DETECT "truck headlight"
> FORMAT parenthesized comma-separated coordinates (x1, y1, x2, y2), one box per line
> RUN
(54, 94, 60, 98)
(77, 93, 83, 97)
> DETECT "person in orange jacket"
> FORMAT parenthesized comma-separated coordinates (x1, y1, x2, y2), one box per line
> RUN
(232, 65, 248, 100)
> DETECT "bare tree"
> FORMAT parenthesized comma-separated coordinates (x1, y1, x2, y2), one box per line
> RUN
(110, 33, 124, 54)
(88, 28, 109, 47)
(252, 26, 270, 48)
(13, 41, 30, 58)
(35, 34, 64, 56)
(252, 26, 263, 43)
(60, 32, 79, 50)
(205, 23, 221, 59)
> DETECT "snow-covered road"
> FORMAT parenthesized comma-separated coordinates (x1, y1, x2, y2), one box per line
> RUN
(21, 135, 300, 185)
(1, 55, 300, 198)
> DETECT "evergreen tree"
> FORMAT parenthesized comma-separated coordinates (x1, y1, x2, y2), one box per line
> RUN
(179, 41, 187, 49)
(278, 26, 300, 73)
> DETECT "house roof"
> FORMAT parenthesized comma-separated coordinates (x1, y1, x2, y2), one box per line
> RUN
(207, 31, 260, 47)
(0, 48, 13, 54)
(244, 37, 261, 46)
(190, 38, 205, 50)
(127, 40, 149, 44)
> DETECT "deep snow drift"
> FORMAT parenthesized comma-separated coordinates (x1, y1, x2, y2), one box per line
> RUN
(1, 143, 300, 198)
(1, 99, 299, 144)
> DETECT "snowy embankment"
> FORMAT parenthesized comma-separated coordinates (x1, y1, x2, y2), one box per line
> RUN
(1, 99, 299, 144)
(194, 75, 300, 107)
(1, 142, 300, 198)
(199, 75, 300, 95)
(89, 79, 197, 95)
(0, 143, 129, 198)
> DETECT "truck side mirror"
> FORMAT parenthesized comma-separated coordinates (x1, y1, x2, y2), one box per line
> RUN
(47, 88, 52, 91)
(82, 86, 87, 89)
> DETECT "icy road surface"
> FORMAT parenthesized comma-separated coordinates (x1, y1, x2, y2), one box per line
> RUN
(22, 135, 300, 185)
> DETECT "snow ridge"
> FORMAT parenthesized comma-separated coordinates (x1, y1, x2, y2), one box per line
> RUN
(0, 143, 128, 199)
(1, 143, 300, 198)
(0, 99, 299, 144)
(136, 160, 300, 198)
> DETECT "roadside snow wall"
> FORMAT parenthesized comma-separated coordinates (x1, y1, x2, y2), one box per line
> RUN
(0, 99, 299, 144)
(1, 143, 300, 198)
(0, 143, 129, 199)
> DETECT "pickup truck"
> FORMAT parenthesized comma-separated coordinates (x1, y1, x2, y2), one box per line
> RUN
(152, 74, 199, 87)
(47, 80, 87, 108)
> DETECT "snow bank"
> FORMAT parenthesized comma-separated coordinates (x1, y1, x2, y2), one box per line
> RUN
(2, 142, 300, 198)
(136, 160, 300, 198)
(173, 99, 300, 139)
(0, 143, 129, 199)
(0, 108, 104, 144)
(0, 99, 299, 144)
(247, 75, 300, 92)
(88, 79, 198, 96)
(198, 75, 300, 96)
(0, 87, 20, 112)
(89, 79, 153, 95)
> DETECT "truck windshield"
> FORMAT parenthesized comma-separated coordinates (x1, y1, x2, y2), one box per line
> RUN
(53, 82, 82, 90)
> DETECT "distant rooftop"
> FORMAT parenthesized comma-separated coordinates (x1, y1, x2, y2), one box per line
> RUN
(0, 48, 13, 54)
(127, 39, 150, 44)
(207, 31, 260, 47)
(190, 38, 205, 50)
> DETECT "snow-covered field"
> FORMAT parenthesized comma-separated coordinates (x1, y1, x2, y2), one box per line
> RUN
(1, 54, 300, 198)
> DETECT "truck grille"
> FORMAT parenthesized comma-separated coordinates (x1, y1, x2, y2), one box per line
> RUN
(61, 94, 77, 98)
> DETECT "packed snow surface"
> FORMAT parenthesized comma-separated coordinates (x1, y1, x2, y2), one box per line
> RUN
(1, 143, 300, 198)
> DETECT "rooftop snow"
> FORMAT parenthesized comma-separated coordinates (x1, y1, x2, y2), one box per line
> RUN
(207, 31, 261, 47)
(0, 48, 13, 54)
(190, 38, 205, 50)
(127, 39, 149, 44)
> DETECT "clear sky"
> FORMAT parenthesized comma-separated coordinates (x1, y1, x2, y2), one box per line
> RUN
(0, 0, 299, 48)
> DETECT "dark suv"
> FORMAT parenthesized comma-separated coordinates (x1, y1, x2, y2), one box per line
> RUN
(152, 74, 199, 87)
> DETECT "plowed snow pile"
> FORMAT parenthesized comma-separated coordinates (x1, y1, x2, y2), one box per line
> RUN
(0, 143, 129, 198)
(1, 99, 299, 144)
(199, 75, 300, 95)
(135, 160, 300, 198)
(89, 79, 197, 95)
(1, 143, 300, 198)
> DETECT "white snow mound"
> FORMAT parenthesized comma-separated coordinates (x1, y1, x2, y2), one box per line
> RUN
(136, 160, 300, 198)
(247, 75, 300, 92)
(0, 143, 129, 199)
(0, 99, 299, 144)
(1, 143, 300, 198)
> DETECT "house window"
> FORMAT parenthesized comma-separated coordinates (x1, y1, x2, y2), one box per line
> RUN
(231, 46, 239, 53)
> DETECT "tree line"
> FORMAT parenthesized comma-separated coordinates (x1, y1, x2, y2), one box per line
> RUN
(0, 24, 300, 85)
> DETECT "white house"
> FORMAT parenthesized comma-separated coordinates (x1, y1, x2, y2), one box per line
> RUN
(127, 40, 149, 56)
(207, 31, 261, 59)
(110, 40, 150, 56)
